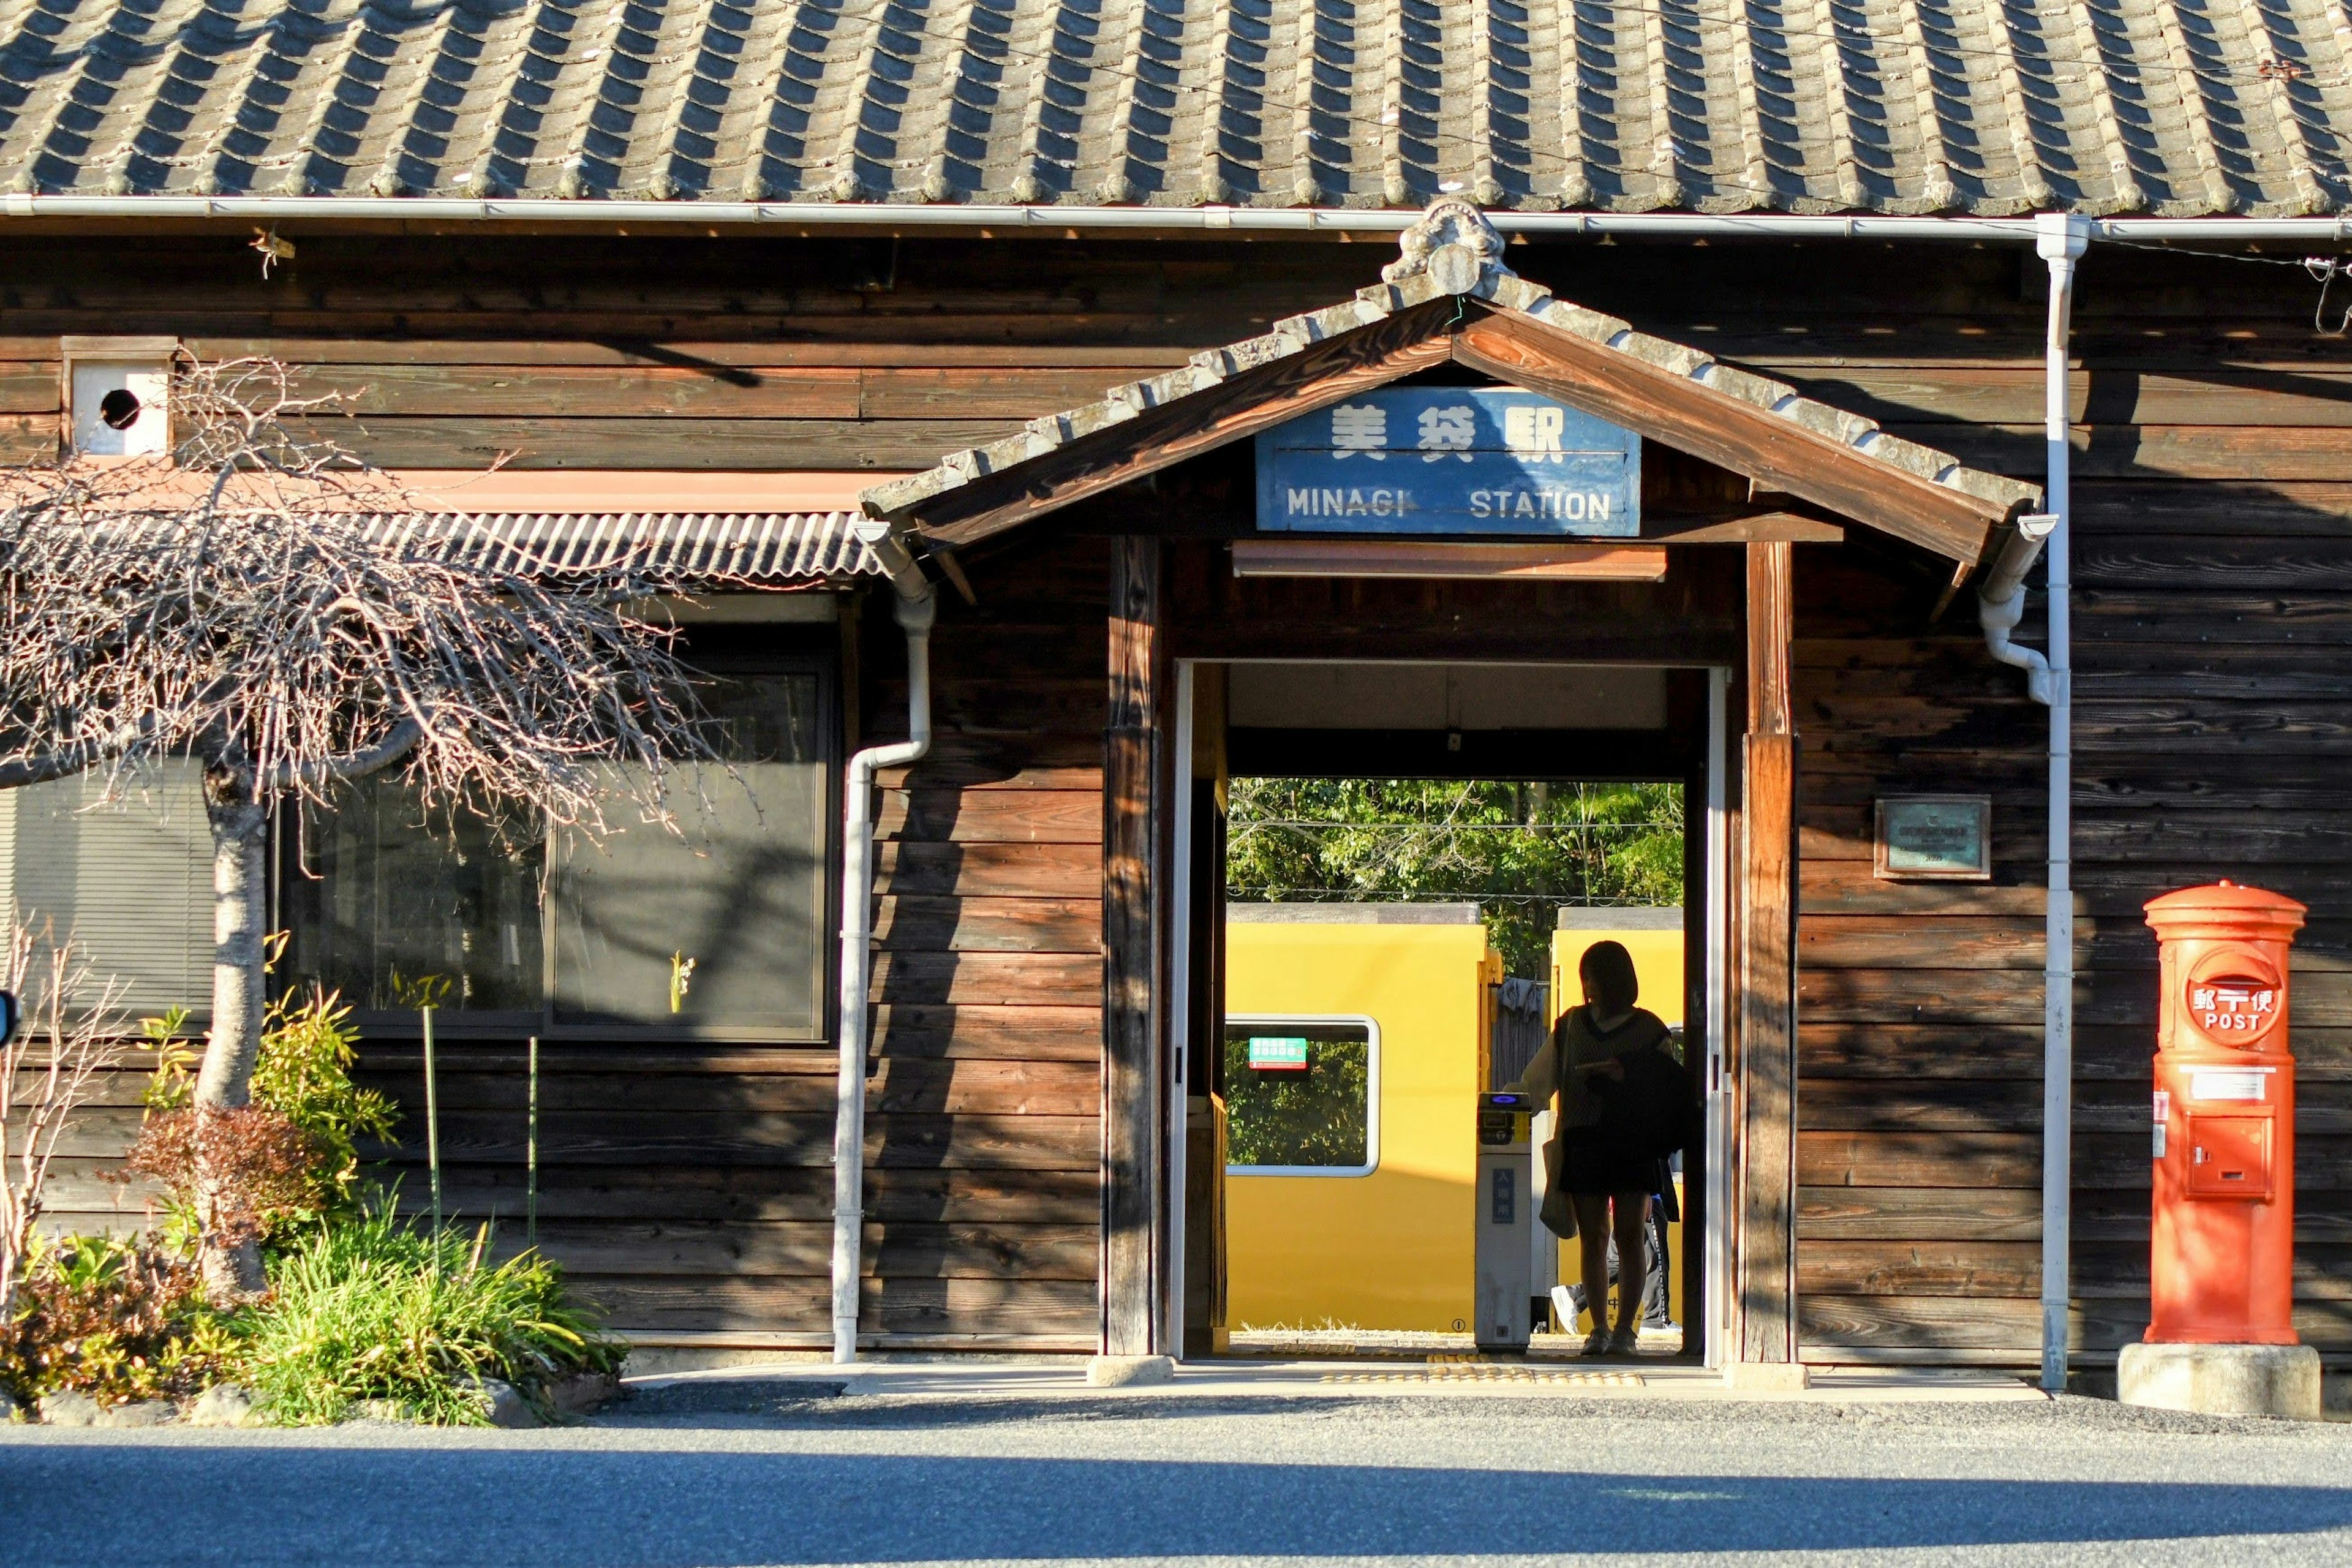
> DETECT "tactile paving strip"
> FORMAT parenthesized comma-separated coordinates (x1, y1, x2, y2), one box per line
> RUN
(1318, 1366, 1645, 1386)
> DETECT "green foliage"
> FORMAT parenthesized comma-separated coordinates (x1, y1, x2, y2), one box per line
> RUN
(1221, 1034, 1370, 1168)
(1226, 779, 1685, 976)
(138, 986, 396, 1240)
(251, 988, 397, 1220)
(387, 969, 454, 1011)
(138, 1006, 196, 1115)
(0, 1235, 243, 1405)
(240, 1205, 621, 1427)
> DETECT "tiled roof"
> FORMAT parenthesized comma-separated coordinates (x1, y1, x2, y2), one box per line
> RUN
(0, 0, 2346, 216)
(864, 199, 2042, 533)
(358, 510, 880, 581)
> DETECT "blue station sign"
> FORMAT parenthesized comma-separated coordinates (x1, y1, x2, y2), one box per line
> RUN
(1254, 388, 1641, 537)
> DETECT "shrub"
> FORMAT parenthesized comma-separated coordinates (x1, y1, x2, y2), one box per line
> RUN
(247, 989, 397, 1219)
(0, 1235, 241, 1406)
(134, 984, 398, 1246)
(239, 1206, 620, 1426)
(121, 1106, 323, 1256)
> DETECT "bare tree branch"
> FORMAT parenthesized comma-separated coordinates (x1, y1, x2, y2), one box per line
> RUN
(263, 717, 422, 793)
(0, 355, 782, 1292)
(0, 356, 752, 831)
(1, 922, 131, 1318)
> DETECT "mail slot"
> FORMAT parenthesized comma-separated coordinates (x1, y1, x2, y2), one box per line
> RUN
(2143, 881, 2307, 1346)
(2184, 1112, 2275, 1203)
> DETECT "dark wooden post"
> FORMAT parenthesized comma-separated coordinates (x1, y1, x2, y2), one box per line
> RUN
(1740, 540, 1801, 1365)
(1102, 535, 1168, 1357)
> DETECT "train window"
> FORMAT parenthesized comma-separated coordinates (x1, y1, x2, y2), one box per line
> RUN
(1222, 1015, 1381, 1177)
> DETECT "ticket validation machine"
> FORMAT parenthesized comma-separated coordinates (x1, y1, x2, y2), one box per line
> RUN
(1475, 1091, 1535, 1352)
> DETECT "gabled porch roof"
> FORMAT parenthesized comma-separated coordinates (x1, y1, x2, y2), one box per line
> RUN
(862, 202, 2042, 573)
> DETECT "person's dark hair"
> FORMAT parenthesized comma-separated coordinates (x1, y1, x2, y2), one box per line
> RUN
(1579, 940, 1640, 1016)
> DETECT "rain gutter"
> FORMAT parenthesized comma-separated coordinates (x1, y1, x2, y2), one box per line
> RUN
(3, 193, 2351, 242)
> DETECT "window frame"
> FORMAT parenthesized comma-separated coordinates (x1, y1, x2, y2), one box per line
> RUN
(1221, 1012, 1383, 1179)
(273, 648, 839, 1044)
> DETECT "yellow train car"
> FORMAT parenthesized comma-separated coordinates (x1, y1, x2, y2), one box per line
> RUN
(1551, 907, 1689, 1330)
(1222, 903, 1691, 1338)
(1223, 904, 1498, 1332)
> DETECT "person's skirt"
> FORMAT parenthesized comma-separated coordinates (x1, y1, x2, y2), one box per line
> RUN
(1561, 1138, 1673, 1207)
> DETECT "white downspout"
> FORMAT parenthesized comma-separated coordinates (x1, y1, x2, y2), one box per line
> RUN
(2034, 211, 2090, 1395)
(832, 518, 937, 1365)
(1977, 514, 2059, 704)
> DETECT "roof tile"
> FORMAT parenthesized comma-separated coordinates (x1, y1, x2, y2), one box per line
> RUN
(7, 0, 2340, 216)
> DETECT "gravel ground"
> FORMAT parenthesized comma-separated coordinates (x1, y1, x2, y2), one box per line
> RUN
(5, 1384, 2351, 1567)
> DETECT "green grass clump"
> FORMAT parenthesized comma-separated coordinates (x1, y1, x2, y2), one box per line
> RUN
(240, 1207, 621, 1426)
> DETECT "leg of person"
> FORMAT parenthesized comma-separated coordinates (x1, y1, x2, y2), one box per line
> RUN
(1643, 1202, 1673, 1328)
(1608, 1191, 1651, 1344)
(1571, 1193, 1611, 1351)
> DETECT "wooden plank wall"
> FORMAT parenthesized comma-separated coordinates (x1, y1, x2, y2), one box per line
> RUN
(1787, 540, 2052, 1359)
(318, 537, 1113, 1346)
(7, 232, 2352, 1357)
(1588, 242, 2352, 1362)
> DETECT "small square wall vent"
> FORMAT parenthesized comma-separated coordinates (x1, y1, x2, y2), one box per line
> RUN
(62, 337, 178, 457)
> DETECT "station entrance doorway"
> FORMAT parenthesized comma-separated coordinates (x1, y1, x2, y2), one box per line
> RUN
(1165, 657, 1734, 1368)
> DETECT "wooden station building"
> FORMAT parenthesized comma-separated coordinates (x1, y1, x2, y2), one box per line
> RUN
(13, 0, 2352, 1381)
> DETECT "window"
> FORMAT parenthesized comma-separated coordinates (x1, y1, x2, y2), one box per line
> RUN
(1222, 1016, 1380, 1176)
(281, 786, 544, 1018)
(281, 654, 834, 1039)
(0, 766, 212, 1016)
(551, 668, 829, 1034)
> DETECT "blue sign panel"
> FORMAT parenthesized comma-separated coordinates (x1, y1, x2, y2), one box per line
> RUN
(1254, 388, 1641, 537)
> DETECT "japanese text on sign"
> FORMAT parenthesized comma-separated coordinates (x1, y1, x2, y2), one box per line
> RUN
(1254, 388, 1641, 537)
(2192, 983, 2278, 1036)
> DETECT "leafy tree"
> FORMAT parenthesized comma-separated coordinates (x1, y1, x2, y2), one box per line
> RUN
(1226, 778, 1684, 976)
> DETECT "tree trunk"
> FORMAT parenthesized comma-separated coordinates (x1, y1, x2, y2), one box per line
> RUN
(195, 760, 268, 1299)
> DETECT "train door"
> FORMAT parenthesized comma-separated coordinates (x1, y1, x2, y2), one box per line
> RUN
(1166, 658, 1733, 1365)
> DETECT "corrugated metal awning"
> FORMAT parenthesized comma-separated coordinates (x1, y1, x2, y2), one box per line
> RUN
(358, 511, 881, 584)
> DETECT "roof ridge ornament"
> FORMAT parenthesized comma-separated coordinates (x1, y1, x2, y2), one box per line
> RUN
(1382, 197, 1507, 295)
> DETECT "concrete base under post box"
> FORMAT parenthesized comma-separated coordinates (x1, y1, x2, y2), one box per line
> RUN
(2117, 1342, 2321, 1420)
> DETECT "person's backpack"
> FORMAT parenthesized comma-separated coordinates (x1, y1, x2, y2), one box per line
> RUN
(1601, 1044, 1697, 1159)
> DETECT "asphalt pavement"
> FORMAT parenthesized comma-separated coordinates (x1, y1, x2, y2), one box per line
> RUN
(6, 1381, 2352, 1567)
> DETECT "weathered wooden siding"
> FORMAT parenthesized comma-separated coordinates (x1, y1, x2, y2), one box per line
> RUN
(9, 233, 2352, 1358)
(1789, 540, 2052, 1360)
(863, 535, 1109, 1347)
(1634, 246, 2352, 1362)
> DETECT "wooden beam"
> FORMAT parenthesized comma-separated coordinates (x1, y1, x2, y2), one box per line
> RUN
(1452, 312, 2011, 567)
(1228, 540, 1669, 581)
(1046, 496, 1839, 545)
(1640, 510, 1843, 546)
(1102, 534, 1167, 1357)
(1740, 540, 1800, 1366)
(1747, 540, 1794, 736)
(910, 301, 1458, 549)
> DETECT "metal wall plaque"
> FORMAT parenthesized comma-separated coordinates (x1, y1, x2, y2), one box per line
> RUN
(1254, 388, 1641, 537)
(1874, 794, 1992, 881)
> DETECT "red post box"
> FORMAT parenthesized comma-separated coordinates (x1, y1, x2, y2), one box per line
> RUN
(2142, 881, 2307, 1345)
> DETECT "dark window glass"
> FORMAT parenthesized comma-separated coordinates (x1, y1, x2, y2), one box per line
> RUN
(283, 784, 544, 1015)
(284, 660, 831, 1038)
(551, 670, 827, 1036)
(1223, 1020, 1375, 1170)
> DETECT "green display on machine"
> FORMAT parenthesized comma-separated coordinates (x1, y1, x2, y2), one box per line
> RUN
(1247, 1036, 1310, 1071)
